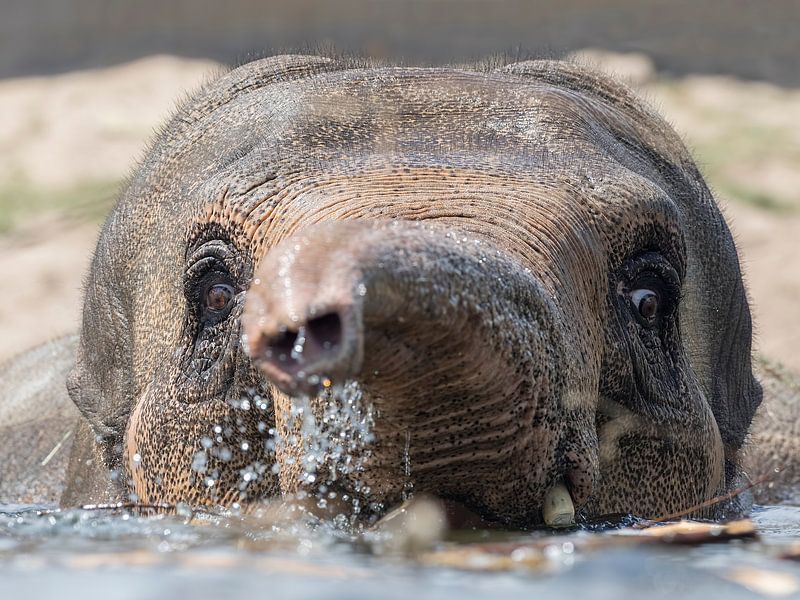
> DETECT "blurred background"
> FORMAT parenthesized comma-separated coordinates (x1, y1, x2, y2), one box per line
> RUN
(1, 0, 798, 371)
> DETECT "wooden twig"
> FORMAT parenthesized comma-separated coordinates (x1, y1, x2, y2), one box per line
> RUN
(31, 502, 183, 517)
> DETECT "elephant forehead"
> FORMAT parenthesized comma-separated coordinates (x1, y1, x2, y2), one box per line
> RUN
(193, 69, 683, 243)
(211, 166, 600, 254)
(248, 68, 617, 163)
(200, 159, 680, 261)
(180, 66, 686, 279)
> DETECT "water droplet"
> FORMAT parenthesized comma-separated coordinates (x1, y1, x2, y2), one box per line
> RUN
(297, 538, 313, 556)
(191, 451, 208, 473)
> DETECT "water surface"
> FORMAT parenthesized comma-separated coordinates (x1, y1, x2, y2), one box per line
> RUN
(1, 503, 799, 599)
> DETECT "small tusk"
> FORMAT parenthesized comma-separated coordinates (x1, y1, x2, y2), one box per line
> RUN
(543, 481, 575, 528)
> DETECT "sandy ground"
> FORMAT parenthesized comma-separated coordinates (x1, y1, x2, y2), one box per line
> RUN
(0, 54, 798, 372)
(723, 203, 800, 368)
(0, 222, 96, 366)
(0, 55, 220, 188)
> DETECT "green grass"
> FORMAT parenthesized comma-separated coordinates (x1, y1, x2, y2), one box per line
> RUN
(691, 133, 800, 213)
(718, 185, 796, 213)
(652, 80, 800, 214)
(0, 179, 120, 234)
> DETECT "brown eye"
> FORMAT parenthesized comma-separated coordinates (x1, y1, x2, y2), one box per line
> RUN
(206, 283, 235, 312)
(631, 288, 659, 321)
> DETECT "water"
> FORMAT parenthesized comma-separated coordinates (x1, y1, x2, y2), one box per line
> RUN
(2, 383, 797, 598)
(278, 381, 377, 524)
(1, 503, 799, 599)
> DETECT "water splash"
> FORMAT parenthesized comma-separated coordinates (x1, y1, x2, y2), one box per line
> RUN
(402, 429, 414, 501)
(182, 391, 275, 503)
(280, 381, 376, 529)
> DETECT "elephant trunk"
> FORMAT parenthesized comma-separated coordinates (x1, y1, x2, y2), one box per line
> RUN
(242, 220, 596, 526)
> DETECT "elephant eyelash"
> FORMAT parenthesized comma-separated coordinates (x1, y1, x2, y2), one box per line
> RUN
(619, 253, 681, 289)
(184, 257, 227, 300)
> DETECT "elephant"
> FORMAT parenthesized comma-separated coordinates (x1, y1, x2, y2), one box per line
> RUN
(0, 55, 796, 528)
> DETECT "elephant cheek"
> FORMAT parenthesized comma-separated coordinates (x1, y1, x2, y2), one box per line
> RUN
(593, 409, 725, 518)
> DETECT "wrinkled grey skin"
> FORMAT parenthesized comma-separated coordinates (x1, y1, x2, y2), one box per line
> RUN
(0, 55, 797, 525)
(0, 337, 79, 503)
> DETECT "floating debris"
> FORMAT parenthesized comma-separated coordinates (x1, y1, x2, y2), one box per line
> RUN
(723, 567, 800, 597)
(417, 519, 759, 573)
(628, 518, 758, 544)
(779, 544, 800, 561)
(371, 495, 447, 556)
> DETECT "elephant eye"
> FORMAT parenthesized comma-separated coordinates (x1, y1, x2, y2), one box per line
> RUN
(197, 277, 238, 325)
(630, 288, 659, 322)
(206, 283, 235, 312)
(184, 239, 246, 329)
(618, 252, 681, 329)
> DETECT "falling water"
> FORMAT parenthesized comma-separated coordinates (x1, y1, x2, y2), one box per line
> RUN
(279, 380, 376, 528)
(402, 429, 414, 501)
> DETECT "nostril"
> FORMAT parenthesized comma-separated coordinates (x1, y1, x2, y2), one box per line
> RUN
(264, 329, 299, 363)
(306, 312, 343, 351)
(249, 311, 348, 389)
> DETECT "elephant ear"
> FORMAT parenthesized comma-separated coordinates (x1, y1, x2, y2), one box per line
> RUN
(66, 236, 135, 445)
(499, 58, 763, 450)
(680, 231, 763, 452)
